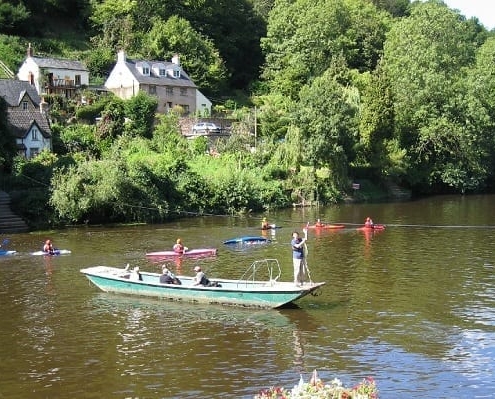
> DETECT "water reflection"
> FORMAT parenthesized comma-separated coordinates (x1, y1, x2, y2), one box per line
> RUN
(3, 195, 495, 397)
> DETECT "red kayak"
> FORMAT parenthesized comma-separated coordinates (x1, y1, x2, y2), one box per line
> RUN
(146, 248, 218, 258)
(306, 224, 345, 230)
(356, 224, 385, 231)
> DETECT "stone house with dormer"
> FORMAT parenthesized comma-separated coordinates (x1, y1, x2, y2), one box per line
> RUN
(104, 50, 212, 115)
(17, 43, 89, 99)
(0, 79, 52, 158)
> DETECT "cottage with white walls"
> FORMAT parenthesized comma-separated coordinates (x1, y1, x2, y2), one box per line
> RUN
(0, 79, 52, 158)
(17, 43, 89, 98)
(104, 50, 211, 115)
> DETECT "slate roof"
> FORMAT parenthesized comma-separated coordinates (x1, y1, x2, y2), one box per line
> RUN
(8, 109, 51, 139)
(29, 56, 88, 72)
(0, 79, 41, 106)
(0, 79, 51, 139)
(124, 59, 197, 88)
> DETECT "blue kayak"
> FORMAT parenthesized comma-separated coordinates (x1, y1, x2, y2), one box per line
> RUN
(0, 249, 16, 256)
(223, 236, 270, 245)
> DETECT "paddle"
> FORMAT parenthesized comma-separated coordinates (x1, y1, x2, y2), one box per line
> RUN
(303, 224, 313, 283)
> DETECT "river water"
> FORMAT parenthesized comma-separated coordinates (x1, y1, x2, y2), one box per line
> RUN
(1, 194, 495, 398)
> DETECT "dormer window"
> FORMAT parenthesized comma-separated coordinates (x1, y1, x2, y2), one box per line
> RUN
(167, 67, 181, 78)
(137, 62, 151, 76)
(159, 68, 166, 76)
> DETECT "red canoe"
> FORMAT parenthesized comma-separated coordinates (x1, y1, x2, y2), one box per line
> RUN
(356, 224, 385, 231)
(306, 224, 345, 230)
(146, 248, 218, 258)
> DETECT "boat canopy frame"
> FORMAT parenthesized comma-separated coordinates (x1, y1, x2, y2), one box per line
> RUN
(236, 258, 282, 288)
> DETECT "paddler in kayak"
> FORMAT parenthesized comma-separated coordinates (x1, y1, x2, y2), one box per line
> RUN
(43, 239, 55, 255)
(364, 217, 375, 229)
(261, 217, 271, 230)
(173, 238, 188, 254)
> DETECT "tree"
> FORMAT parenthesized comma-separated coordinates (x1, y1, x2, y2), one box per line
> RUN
(0, 97, 16, 171)
(124, 91, 158, 139)
(296, 68, 359, 189)
(144, 16, 228, 95)
(382, 0, 488, 191)
(0, 0, 30, 34)
(261, 0, 391, 99)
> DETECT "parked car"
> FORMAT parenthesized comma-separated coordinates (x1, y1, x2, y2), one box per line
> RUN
(191, 122, 221, 134)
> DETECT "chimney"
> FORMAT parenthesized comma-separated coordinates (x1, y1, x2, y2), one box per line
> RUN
(117, 50, 126, 64)
(27, 43, 33, 58)
(40, 96, 49, 114)
(171, 53, 180, 66)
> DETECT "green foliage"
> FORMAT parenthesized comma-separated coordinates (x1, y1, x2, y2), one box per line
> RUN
(124, 91, 158, 139)
(382, 0, 491, 191)
(59, 123, 99, 155)
(0, 35, 26, 73)
(144, 15, 228, 95)
(0, 1, 31, 35)
(296, 69, 358, 189)
(261, 0, 391, 99)
(0, 97, 16, 171)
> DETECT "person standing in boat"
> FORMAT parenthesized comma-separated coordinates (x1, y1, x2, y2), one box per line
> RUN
(291, 230, 307, 286)
(173, 238, 188, 254)
(43, 239, 54, 255)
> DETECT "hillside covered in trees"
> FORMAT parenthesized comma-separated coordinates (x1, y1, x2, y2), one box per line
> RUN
(2, 0, 495, 229)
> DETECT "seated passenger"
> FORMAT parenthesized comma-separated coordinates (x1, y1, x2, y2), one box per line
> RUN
(192, 265, 220, 287)
(130, 266, 142, 281)
(160, 265, 181, 285)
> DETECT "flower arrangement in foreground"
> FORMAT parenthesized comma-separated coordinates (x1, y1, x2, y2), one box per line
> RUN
(254, 370, 378, 399)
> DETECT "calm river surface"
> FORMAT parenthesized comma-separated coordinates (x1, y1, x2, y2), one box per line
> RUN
(1, 194, 495, 398)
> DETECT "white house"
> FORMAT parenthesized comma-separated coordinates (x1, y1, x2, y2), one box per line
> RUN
(104, 50, 211, 115)
(17, 43, 89, 98)
(196, 90, 213, 117)
(0, 79, 52, 158)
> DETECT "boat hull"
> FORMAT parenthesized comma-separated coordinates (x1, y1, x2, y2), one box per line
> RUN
(356, 224, 385, 231)
(0, 250, 16, 256)
(31, 249, 72, 256)
(80, 266, 325, 309)
(223, 236, 270, 245)
(146, 248, 217, 258)
(306, 224, 345, 229)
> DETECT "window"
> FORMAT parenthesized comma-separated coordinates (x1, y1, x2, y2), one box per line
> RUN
(31, 128, 39, 141)
(181, 104, 190, 114)
(22, 101, 28, 110)
(180, 88, 187, 96)
(149, 85, 156, 94)
(166, 87, 174, 96)
(173, 69, 180, 78)
(159, 69, 166, 76)
(75, 75, 81, 86)
(142, 67, 150, 75)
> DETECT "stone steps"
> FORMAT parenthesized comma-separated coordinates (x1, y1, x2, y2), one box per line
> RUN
(0, 190, 29, 233)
